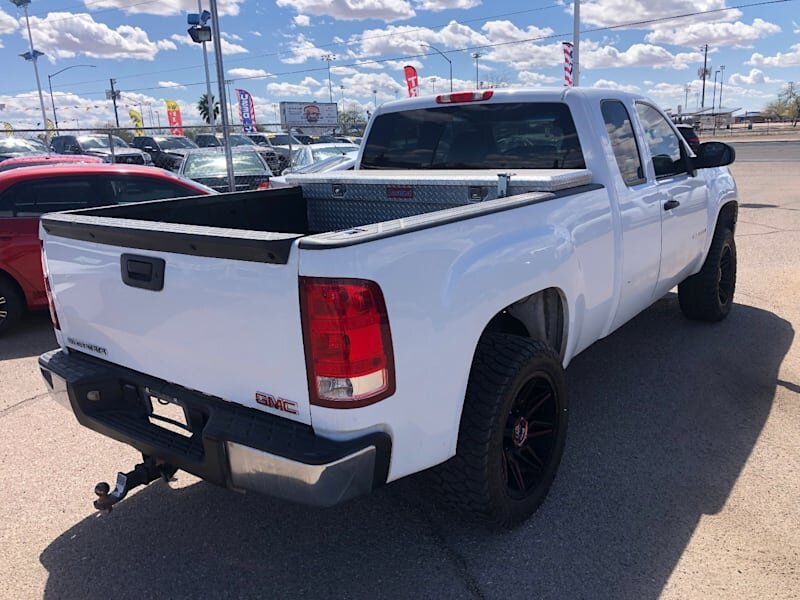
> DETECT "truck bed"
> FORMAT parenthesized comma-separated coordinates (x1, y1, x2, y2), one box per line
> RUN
(40, 169, 593, 265)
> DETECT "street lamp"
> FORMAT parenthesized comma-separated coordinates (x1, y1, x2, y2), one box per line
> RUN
(472, 52, 482, 89)
(11, 0, 48, 137)
(188, 4, 215, 127)
(48, 64, 96, 133)
(372, 89, 377, 108)
(322, 54, 336, 103)
(421, 43, 453, 92)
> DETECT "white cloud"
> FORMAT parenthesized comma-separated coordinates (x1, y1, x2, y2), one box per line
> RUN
(158, 81, 186, 89)
(0, 8, 16, 34)
(645, 18, 781, 48)
(280, 34, 330, 64)
(794, 21, 800, 34)
(415, 0, 481, 11)
(591, 79, 641, 93)
(747, 43, 800, 67)
(275, 0, 415, 22)
(355, 21, 486, 58)
(27, 13, 173, 61)
(82, 0, 244, 16)
(330, 66, 360, 76)
(267, 82, 313, 97)
(250, 31, 263, 37)
(339, 72, 406, 102)
(728, 68, 782, 86)
(222, 32, 243, 42)
(517, 71, 560, 86)
(293, 15, 311, 27)
(170, 33, 248, 55)
(227, 68, 269, 79)
(583, 40, 702, 70)
(579, 0, 741, 30)
(300, 76, 321, 86)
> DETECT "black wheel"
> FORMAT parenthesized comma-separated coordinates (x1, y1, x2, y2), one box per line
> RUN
(434, 334, 568, 526)
(0, 276, 24, 335)
(678, 227, 737, 321)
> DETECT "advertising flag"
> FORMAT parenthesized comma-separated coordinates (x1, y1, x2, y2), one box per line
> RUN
(235, 89, 257, 133)
(3, 122, 14, 137)
(165, 100, 184, 135)
(46, 119, 55, 133)
(562, 42, 574, 87)
(128, 109, 144, 136)
(404, 65, 419, 97)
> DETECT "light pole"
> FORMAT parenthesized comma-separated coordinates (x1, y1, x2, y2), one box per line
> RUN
(47, 64, 96, 133)
(572, 0, 580, 86)
(471, 52, 482, 89)
(712, 69, 719, 112)
(11, 0, 48, 137)
(421, 43, 452, 92)
(431, 76, 436, 94)
(322, 54, 335, 103)
(197, 1, 215, 127)
(719, 64, 725, 111)
(372, 89, 377, 108)
(684, 84, 691, 119)
(208, 0, 235, 192)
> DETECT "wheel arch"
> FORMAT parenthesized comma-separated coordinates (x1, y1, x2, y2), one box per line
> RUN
(716, 200, 738, 235)
(479, 287, 568, 361)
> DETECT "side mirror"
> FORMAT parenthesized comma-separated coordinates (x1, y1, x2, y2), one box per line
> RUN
(142, 145, 155, 152)
(693, 142, 735, 169)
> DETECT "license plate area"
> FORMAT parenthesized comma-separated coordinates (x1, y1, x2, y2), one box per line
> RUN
(145, 388, 192, 438)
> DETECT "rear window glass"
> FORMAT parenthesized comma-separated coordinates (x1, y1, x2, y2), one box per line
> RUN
(183, 151, 267, 177)
(360, 102, 585, 170)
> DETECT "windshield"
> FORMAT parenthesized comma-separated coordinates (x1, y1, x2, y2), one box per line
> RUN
(0, 138, 47, 153)
(360, 102, 585, 170)
(155, 137, 197, 150)
(311, 145, 359, 162)
(228, 135, 256, 146)
(248, 135, 269, 145)
(183, 151, 267, 178)
(269, 134, 301, 146)
(78, 135, 130, 149)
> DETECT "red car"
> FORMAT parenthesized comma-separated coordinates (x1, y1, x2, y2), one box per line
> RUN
(0, 154, 104, 172)
(0, 164, 214, 334)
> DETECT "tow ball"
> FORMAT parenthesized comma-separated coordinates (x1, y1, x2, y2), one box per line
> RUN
(93, 456, 177, 514)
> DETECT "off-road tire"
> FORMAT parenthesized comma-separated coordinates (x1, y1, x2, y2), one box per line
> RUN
(678, 227, 737, 321)
(0, 276, 24, 335)
(433, 334, 568, 527)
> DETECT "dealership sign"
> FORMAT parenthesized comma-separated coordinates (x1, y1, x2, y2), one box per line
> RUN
(280, 102, 339, 128)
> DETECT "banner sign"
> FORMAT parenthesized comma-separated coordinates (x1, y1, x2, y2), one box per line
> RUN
(165, 100, 184, 135)
(2, 122, 13, 137)
(128, 109, 144, 136)
(404, 65, 419, 97)
(562, 42, 574, 87)
(279, 102, 338, 129)
(235, 88, 257, 133)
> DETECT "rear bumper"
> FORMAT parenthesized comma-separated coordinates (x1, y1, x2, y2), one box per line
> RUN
(39, 349, 391, 507)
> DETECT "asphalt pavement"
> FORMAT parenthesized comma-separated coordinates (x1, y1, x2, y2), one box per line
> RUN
(0, 149, 798, 599)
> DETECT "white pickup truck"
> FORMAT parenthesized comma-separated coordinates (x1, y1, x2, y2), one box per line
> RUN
(38, 88, 738, 526)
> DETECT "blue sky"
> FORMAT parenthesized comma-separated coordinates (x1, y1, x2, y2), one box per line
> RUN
(1, 0, 798, 130)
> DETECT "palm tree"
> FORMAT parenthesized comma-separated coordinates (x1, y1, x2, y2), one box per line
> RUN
(197, 94, 220, 124)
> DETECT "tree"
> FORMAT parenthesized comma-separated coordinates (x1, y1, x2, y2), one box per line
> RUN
(197, 94, 220, 124)
(764, 82, 800, 126)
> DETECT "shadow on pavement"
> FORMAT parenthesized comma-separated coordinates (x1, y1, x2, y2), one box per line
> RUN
(0, 312, 57, 361)
(39, 294, 793, 600)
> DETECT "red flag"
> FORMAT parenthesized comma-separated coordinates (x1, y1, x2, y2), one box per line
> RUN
(404, 65, 419, 97)
(165, 100, 184, 135)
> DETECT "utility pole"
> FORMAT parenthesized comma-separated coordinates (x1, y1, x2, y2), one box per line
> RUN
(198, 0, 215, 127)
(684, 84, 691, 119)
(12, 0, 48, 137)
(208, 0, 235, 191)
(472, 52, 482, 88)
(322, 54, 335, 103)
(719, 65, 725, 110)
(700, 44, 709, 109)
(107, 78, 121, 127)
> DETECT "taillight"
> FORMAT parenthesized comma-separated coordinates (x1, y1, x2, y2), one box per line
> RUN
(39, 242, 60, 330)
(300, 277, 395, 408)
(436, 90, 494, 104)
(257, 181, 271, 190)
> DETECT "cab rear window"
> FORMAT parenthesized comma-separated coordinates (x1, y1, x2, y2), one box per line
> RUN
(360, 102, 585, 170)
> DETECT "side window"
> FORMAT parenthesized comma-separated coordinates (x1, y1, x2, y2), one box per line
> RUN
(635, 103, 686, 178)
(601, 101, 645, 186)
(0, 177, 99, 217)
(51, 137, 63, 152)
(109, 176, 194, 204)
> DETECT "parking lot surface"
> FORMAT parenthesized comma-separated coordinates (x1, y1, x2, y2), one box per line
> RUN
(1, 153, 798, 599)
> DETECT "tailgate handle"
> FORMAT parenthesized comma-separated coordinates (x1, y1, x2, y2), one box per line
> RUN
(121, 254, 165, 291)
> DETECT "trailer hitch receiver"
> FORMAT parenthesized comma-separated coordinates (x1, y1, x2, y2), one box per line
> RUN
(93, 456, 177, 514)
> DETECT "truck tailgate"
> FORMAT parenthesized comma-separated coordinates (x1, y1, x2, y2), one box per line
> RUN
(40, 220, 312, 425)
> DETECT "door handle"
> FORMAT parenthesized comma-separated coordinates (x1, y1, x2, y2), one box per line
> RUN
(664, 199, 680, 211)
(120, 253, 165, 291)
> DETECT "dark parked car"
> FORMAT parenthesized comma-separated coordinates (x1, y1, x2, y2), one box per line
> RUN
(0, 137, 50, 161)
(131, 135, 198, 171)
(245, 133, 290, 173)
(676, 124, 700, 153)
(50, 134, 153, 165)
(178, 147, 273, 192)
(193, 133, 280, 173)
(0, 164, 214, 334)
